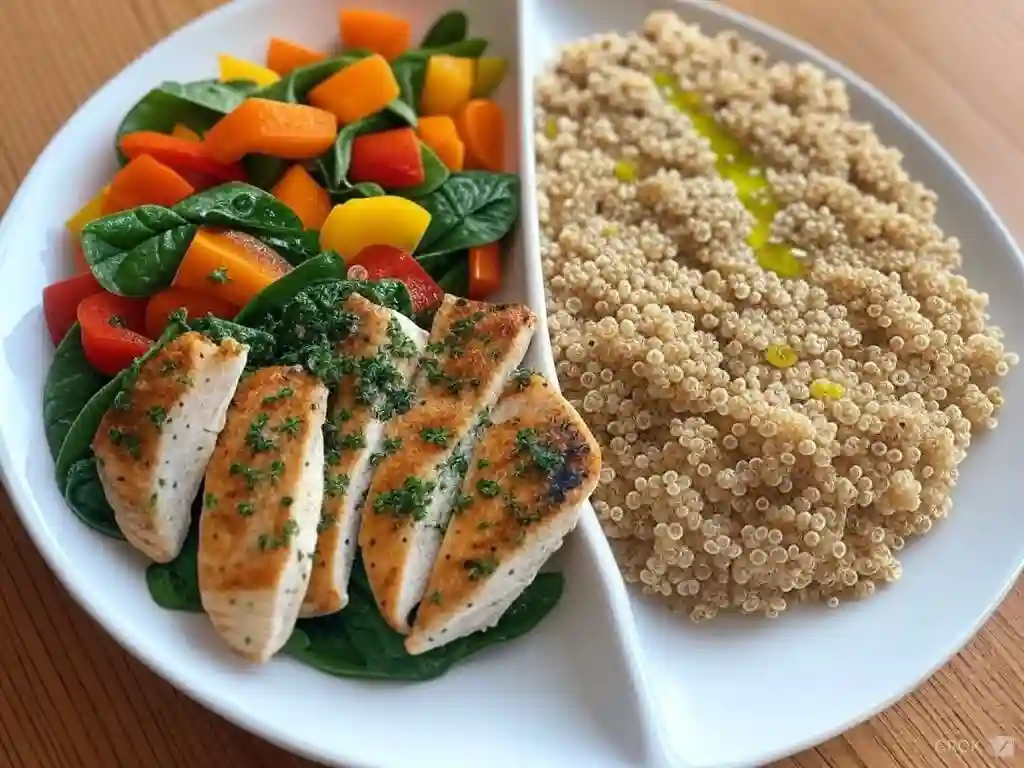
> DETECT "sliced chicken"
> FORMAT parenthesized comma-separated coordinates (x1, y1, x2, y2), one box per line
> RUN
(406, 372, 601, 654)
(198, 365, 328, 662)
(301, 295, 427, 617)
(359, 295, 537, 633)
(93, 331, 248, 563)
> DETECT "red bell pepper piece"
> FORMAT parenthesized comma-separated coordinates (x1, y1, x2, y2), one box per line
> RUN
(119, 131, 247, 185)
(77, 293, 152, 376)
(43, 273, 105, 344)
(349, 128, 425, 189)
(349, 245, 444, 313)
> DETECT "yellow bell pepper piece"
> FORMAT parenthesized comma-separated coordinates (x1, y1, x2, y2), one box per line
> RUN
(218, 54, 280, 88)
(171, 123, 201, 142)
(420, 55, 474, 116)
(320, 196, 432, 259)
(66, 187, 109, 234)
(472, 57, 507, 97)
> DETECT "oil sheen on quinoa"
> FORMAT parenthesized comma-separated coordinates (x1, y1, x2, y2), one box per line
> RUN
(535, 10, 1017, 621)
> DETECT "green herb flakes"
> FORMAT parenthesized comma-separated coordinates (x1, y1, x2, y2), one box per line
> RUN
(420, 426, 452, 447)
(373, 476, 436, 521)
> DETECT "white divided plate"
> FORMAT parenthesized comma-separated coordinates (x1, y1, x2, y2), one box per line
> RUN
(0, 0, 1021, 767)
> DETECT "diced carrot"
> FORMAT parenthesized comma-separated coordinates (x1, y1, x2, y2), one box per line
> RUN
(308, 54, 399, 125)
(144, 287, 240, 339)
(267, 37, 326, 75)
(339, 9, 411, 61)
(173, 228, 292, 307)
(455, 98, 505, 172)
(171, 123, 201, 142)
(271, 165, 332, 230)
(203, 99, 338, 163)
(102, 155, 196, 214)
(349, 128, 425, 189)
(420, 55, 474, 116)
(119, 131, 246, 183)
(416, 115, 465, 171)
(66, 187, 109, 235)
(468, 242, 501, 299)
(218, 54, 280, 88)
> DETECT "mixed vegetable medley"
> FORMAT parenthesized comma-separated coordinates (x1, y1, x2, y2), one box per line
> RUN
(40, 8, 577, 681)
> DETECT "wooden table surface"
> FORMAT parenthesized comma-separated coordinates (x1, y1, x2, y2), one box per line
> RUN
(1, 1, 1022, 766)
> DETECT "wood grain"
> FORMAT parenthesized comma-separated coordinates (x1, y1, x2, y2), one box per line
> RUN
(0, 0, 1021, 766)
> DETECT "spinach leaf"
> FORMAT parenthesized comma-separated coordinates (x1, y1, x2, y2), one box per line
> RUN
(54, 377, 123, 490)
(415, 172, 520, 257)
(146, 516, 201, 611)
(313, 114, 398, 194)
(172, 182, 303, 233)
(417, 249, 466, 283)
(115, 80, 253, 163)
(65, 457, 124, 540)
(401, 143, 449, 199)
(436, 257, 470, 296)
(242, 155, 287, 190)
(392, 58, 427, 111)
(81, 206, 197, 296)
(421, 10, 468, 48)
(386, 98, 418, 127)
(399, 38, 488, 60)
(43, 323, 109, 461)
(253, 229, 322, 266)
(255, 56, 357, 103)
(234, 251, 348, 326)
(287, 561, 564, 681)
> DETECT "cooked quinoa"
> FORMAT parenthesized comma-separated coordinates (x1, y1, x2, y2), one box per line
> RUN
(535, 10, 1017, 620)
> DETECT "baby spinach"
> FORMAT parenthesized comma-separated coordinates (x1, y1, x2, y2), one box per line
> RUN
(415, 172, 520, 258)
(115, 80, 254, 163)
(392, 58, 427, 111)
(65, 458, 123, 539)
(187, 316, 276, 364)
(234, 251, 348, 326)
(81, 206, 197, 297)
(417, 249, 466, 283)
(420, 10, 468, 48)
(314, 113, 399, 194)
(288, 561, 564, 681)
(386, 98, 418, 127)
(43, 323, 109, 460)
(399, 38, 488, 60)
(436, 258, 470, 296)
(255, 56, 356, 103)
(402, 143, 450, 199)
(243, 155, 287, 190)
(146, 519, 201, 611)
(252, 228, 322, 266)
(54, 377, 124, 490)
(172, 182, 303, 233)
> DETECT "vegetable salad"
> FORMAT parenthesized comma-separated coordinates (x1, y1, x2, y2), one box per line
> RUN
(41, 7, 556, 681)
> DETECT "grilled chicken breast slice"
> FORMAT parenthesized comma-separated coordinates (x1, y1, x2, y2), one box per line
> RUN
(198, 366, 328, 662)
(93, 331, 248, 563)
(406, 372, 601, 654)
(301, 296, 427, 617)
(360, 296, 537, 633)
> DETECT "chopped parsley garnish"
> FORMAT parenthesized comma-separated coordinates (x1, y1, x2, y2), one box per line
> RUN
(230, 462, 263, 490)
(334, 407, 353, 423)
(245, 413, 276, 454)
(208, 266, 231, 284)
(476, 409, 492, 429)
(420, 426, 452, 447)
(325, 473, 350, 498)
(453, 493, 473, 513)
(476, 479, 501, 498)
(262, 387, 294, 405)
(370, 437, 403, 467)
(275, 416, 303, 438)
(174, 373, 195, 387)
(108, 315, 126, 328)
(477, 459, 490, 469)
(428, 590, 443, 605)
(204, 492, 218, 509)
(477, 520, 492, 530)
(510, 367, 535, 391)
(338, 431, 366, 450)
(159, 360, 179, 375)
(237, 501, 255, 517)
(373, 476, 436, 521)
(376, 386, 413, 420)
(108, 428, 141, 459)
(464, 555, 499, 581)
(258, 519, 298, 551)
(515, 428, 566, 474)
(281, 496, 294, 508)
(269, 460, 285, 483)
(445, 452, 469, 478)
(317, 512, 337, 533)
(385, 319, 417, 359)
(112, 390, 132, 411)
(146, 406, 167, 427)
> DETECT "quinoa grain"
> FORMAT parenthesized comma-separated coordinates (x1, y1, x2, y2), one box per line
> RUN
(536, 11, 1015, 621)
